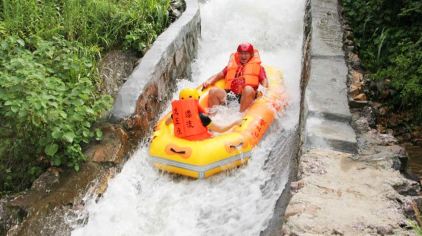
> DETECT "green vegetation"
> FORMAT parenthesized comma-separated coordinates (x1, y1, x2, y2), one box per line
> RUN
(0, 0, 170, 52)
(341, 0, 422, 121)
(410, 220, 422, 235)
(0, 0, 170, 193)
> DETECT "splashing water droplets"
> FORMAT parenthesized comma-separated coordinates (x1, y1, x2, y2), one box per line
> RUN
(71, 0, 304, 235)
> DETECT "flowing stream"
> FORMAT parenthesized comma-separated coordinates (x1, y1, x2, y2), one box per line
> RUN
(71, 0, 305, 235)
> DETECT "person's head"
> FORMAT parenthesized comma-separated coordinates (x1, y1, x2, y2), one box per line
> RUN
(179, 88, 200, 100)
(237, 43, 254, 65)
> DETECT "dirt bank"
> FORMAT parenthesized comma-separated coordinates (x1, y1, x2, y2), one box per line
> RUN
(283, 111, 418, 235)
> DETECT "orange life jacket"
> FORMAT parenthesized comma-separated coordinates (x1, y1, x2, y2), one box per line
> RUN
(171, 99, 212, 141)
(224, 50, 261, 91)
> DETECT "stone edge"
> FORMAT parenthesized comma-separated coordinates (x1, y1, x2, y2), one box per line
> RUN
(111, 0, 200, 120)
(303, 0, 357, 154)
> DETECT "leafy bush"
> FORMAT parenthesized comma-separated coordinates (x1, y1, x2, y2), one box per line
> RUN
(0, 0, 171, 192)
(0, 36, 112, 192)
(341, 0, 422, 120)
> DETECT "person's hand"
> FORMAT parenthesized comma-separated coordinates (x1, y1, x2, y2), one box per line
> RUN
(257, 85, 268, 97)
(202, 80, 211, 90)
(260, 77, 269, 88)
(165, 116, 172, 125)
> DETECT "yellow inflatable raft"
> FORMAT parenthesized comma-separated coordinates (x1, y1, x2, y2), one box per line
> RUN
(149, 66, 287, 178)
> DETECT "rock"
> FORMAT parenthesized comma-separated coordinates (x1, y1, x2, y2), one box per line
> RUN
(376, 225, 394, 235)
(393, 181, 421, 196)
(354, 117, 370, 133)
(387, 115, 400, 127)
(414, 198, 422, 216)
(349, 99, 368, 109)
(124, 114, 148, 131)
(371, 102, 382, 109)
(379, 106, 389, 116)
(366, 130, 397, 145)
(343, 24, 352, 31)
(301, 158, 327, 176)
(0, 197, 27, 235)
(401, 133, 412, 142)
(284, 204, 304, 219)
(391, 156, 405, 171)
(351, 81, 363, 90)
(171, 8, 182, 18)
(352, 93, 367, 101)
(85, 124, 129, 164)
(98, 50, 138, 98)
(0, 202, 4, 234)
(9, 162, 104, 236)
(377, 124, 386, 133)
(382, 133, 398, 145)
(30, 171, 60, 193)
(348, 52, 361, 68)
(171, 0, 184, 9)
(344, 39, 353, 46)
(290, 180, 305, 192)
(389, 145, 407, 157)
(351, 70, 363, 84)
(349, 84, 361, 97)
(94, 167, 118, 201)
(403, 200, 415, 218)
(332, 229, 344, 235)
(395, 126, 408, 135)
(414, 139, 422, 146)
(360, 106, 377, 128)
(281, 227, 299, 236)
(356, 132, 407, 169)
(411, 130, 422, 146)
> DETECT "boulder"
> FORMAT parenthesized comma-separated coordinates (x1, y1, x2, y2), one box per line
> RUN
(349, 84, 361, 97)
(30, 170, 60, 193)
(352, 93, 367, 101)
(351, 70, 363, 84)
(85, 124, 129, 164)
(0, 197, 27, 236)
(348, 52, 361, 68)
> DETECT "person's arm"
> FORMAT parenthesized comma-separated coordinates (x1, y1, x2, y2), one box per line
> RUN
(202, 71, 225, 89)
(165, 115, 172, 125)
(208, 119, 241, 133)
(261, 77, 269, 88)
(259, 67, 269, 88)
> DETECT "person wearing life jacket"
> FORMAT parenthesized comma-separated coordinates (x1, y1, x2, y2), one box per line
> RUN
(165, 88, 241, 141)
(202, 43, 268, 112)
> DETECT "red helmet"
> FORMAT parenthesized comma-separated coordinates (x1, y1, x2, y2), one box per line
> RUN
(237, 43, 254, 54)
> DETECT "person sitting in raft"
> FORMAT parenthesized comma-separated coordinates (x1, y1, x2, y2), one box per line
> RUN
(165, 88, 240, 141)
(202, 42, 269, 112)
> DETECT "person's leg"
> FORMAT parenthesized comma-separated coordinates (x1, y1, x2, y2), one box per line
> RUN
(208, 88, 227, 108)
(239, 86, 256, 112)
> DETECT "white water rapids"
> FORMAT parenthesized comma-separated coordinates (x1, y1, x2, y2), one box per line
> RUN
(71, 0, 305, 235)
